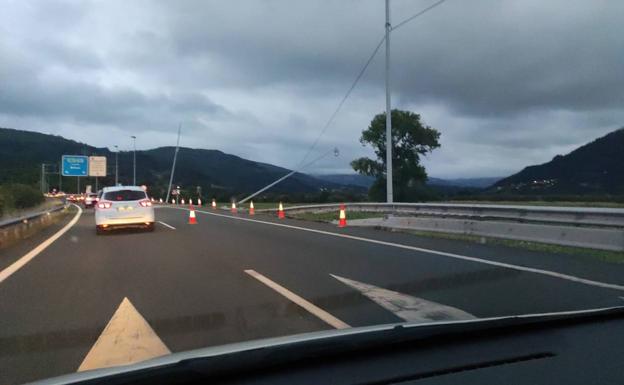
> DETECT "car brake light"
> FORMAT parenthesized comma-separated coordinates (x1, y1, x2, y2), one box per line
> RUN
(97, 201, 112, 209)
(139, 199, 152, 207)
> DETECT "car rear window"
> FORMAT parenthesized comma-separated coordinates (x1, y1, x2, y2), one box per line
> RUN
(103, 190, 147, 201)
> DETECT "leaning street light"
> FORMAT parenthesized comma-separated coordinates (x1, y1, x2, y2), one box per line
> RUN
(131, 136, 137, 185)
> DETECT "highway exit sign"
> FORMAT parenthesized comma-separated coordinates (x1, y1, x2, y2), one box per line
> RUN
(61, 155, 88, 176)
(88, 156, 107, 177)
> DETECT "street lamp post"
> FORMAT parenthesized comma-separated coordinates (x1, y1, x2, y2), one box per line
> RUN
(114, 145, 119, 185)
(385, 0, 393, 203)
(131, 136, 137, 185)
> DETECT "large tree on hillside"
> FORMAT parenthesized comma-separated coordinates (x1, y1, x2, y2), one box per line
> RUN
(351, 109, 441, 201)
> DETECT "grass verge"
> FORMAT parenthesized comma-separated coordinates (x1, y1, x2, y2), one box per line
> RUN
(401, 229, 624, 264)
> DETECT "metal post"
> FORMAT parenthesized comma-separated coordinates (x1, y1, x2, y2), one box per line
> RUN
(385, 0, 394, 203)
(58, 162, 62, 192)
(165, 125, 182, 204)
(131, 136, 137, 185)
(95, 177, 98, 192)
(77, 177, 80, 194)
(114, 145, 119, 186)
(41, 164, 45, 194)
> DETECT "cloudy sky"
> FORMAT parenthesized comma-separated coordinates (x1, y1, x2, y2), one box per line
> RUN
(1, 0, 622, 178)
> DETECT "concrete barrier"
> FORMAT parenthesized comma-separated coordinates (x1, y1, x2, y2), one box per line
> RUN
(0, 205, 67, 249)
(262, 202, 624, 228)
(260, 203, 624, 251)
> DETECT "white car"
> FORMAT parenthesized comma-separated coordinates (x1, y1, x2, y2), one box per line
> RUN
(95, 186, 155, 234)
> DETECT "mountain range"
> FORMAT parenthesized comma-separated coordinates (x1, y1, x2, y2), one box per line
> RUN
(0, 127, 356, 199)
(493, 127, 624, 195)
(3, 126, 624, 199)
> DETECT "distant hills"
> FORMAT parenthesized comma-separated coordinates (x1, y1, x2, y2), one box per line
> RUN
(4, 126, 624, 200)
(0, 127, 353, 199)
(493, 127, 624, 195)
(428, 177, 502, 189)
(316, 174, 501, 190)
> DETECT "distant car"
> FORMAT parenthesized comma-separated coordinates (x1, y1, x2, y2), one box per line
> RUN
(83, 193, 99, 208)
(95, 186, 155, 234)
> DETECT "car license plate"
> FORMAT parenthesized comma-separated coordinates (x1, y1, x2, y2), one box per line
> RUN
(117, 206, 133, 211)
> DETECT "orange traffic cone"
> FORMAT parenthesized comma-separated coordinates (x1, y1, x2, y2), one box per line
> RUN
(249, 201, 255, 216)
(181, 198, 185, 205)
(198, 198, 202, 206)
(188, 205, 197, 224)
(338, 204, 347, 227)
(278, 202, 285, 219)
(212, 199, 217, 210)
(189, 198, 193, 205)
(231, 202, 237, 214)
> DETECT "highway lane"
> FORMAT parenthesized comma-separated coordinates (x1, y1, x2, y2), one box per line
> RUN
(1, 205, 623, 384)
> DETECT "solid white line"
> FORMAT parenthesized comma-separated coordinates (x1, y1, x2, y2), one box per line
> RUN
(0, 204, 82, 284)
(244, 269, 350, 329)
(157, 221, 176, 230)
(161, 206, 624, 292)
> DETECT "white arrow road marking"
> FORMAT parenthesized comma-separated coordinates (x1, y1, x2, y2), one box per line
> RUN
(78, 297, 170, 372)
(245, 269, 350, 329)
(0, 204, 82, 285)
(331, 274, 476, 323)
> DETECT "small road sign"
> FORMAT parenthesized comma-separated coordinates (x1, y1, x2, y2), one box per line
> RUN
(89, 156, 107, 177)
(62, 155, 88, 176)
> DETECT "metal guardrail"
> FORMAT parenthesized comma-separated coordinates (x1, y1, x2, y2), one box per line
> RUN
(0, 204, 67, 229)
(257, 202, 624, 229)
(257, 203, 624, 251)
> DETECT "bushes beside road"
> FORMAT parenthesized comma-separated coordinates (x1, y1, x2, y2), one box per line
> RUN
(0, 184, 44, 217)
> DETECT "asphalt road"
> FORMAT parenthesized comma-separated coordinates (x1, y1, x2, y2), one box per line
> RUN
(1, 204, 624, 384)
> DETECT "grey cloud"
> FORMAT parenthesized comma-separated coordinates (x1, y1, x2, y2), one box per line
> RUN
(1, 0, 623, 178)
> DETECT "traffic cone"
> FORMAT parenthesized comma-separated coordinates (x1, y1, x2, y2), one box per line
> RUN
(159, 198, 163, 203)
(188, 205, 197, 224)
(249, 201, 255, 216)
(189, 198, 193, 205)
(231, 202, 237, 214)
(198, 198, 202, 206)
(171, 199, 175, 204)
(212, 199, 216, 210)
(278, 202, 285, 219)
(181, 198, 185, 205)
(338, 204, 347, 227)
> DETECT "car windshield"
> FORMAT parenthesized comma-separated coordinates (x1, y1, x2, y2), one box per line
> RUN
(1, 1, 623, 384)
(102, 190, 146, 201)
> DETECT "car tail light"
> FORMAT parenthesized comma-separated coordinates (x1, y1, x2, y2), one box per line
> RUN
(97, 201, 112, 209)
(139, 199, 152, 207)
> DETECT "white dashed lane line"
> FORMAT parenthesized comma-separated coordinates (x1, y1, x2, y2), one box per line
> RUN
(245, 269, 350, 329)
(157, 221, 176, 230)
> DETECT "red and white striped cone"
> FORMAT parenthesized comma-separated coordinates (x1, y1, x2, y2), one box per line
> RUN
(188, 205, 197, 224)
(338, 204, 347, 227)
(211, 199, 217, 210)
(231, 202, 237, 214)
(249, 201, 255, 216)
(278, 202, 285, 219)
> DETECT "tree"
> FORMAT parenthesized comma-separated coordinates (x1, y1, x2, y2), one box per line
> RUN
(351, 109, 441, 201)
